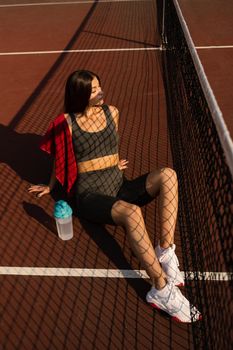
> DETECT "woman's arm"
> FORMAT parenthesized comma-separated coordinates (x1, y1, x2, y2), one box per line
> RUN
(109, 105, 119, 131)
(28, 160, 57, 198)
(109, 106, 129, 171)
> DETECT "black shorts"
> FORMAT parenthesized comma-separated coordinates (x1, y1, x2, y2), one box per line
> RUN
(76, 173, 154, 225)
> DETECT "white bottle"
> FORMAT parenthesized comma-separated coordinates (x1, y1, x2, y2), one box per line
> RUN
(54, 200, 73, 240)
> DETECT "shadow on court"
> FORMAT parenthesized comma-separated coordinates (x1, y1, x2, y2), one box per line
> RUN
(0, 124, 52, 185)
(80, 218, 152, 302)
(0, 123, 152, 303)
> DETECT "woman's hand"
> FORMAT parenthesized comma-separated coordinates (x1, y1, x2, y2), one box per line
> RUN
(118, 159, 129, 171)
(27, 184, 51, 198)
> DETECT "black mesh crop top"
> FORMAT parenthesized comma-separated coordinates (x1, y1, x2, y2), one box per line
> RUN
(70, 105, 119, 163)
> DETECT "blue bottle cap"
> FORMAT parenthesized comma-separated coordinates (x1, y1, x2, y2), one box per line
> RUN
(54, 200, 73, 219)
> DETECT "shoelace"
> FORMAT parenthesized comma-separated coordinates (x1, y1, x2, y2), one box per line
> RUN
(165, 281, 178, 303)
(160, 247, 180, 268)
(165, 281, 183, 313)
(151, 280, 175, 302)
(169, 245, 180, 267)
(167, 283, 200, 320)
(173, 252, 180, 267)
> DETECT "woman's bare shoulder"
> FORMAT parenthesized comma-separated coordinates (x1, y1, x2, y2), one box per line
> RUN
(108, 105, 119, 117)
(108, 105, 119, 130)
(108, 105, 119, 113)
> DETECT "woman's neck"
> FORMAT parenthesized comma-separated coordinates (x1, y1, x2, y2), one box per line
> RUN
(78, 106, 102, 118)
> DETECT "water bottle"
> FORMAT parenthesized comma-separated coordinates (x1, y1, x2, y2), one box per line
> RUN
(54, 200, 73, 240)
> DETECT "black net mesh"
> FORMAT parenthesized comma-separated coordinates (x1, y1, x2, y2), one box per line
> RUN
(157, 0, 233, 348)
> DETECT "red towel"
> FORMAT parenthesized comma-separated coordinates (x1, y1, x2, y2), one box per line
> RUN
(40, 114, 77, 195)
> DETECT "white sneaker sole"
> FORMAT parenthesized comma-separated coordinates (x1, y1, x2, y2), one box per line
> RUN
(175, 281, 185, 287)
(147, 300, 202, 323)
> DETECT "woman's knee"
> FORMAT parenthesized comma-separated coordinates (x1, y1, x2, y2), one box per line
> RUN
(111, 200, 141, 226)
(160, 167, 178, 183)
(146, 167, 177, 197)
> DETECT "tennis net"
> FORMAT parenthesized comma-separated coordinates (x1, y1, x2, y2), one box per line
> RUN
(157, 0, 233, 348)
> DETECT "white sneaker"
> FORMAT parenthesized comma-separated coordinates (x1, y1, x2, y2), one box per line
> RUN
(155, 244, 185, 286)
(146, 282, 202, 323)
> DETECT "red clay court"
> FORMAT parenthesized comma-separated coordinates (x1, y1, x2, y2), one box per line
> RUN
(0, 1, 232, 349)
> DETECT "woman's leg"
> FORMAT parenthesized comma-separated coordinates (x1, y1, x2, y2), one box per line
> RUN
(111, 200, 166, 289)
(145, 167, 178, 248)
(111, 174, 201, 322)
(145, 167, 184, 287)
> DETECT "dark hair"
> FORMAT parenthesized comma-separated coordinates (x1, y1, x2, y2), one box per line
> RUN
(64, 70, 100, 114)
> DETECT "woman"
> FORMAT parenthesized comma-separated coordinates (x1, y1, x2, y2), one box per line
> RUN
(28, 70, 201, 323)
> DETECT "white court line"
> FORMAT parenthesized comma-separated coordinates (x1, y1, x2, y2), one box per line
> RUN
(196, 45, 233, 49)
(0, 0, 151, 8)
(0, 45, 232, 57)
(0, 267, 232, 281)
(0, 47, 160, 56)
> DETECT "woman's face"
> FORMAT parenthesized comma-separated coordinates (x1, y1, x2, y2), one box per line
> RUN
(89, 76, 104, 106)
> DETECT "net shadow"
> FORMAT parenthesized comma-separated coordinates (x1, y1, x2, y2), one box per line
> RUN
(158, 0, 233, 348)
(1, 0, 195, 348)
